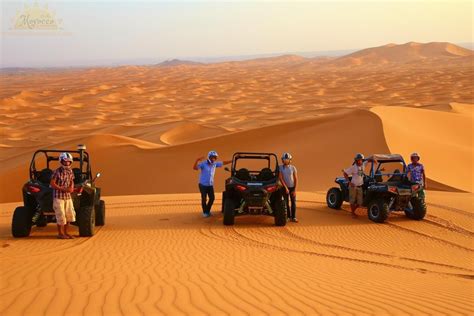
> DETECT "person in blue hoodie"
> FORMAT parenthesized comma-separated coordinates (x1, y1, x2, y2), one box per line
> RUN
(193, 151, 231, 217)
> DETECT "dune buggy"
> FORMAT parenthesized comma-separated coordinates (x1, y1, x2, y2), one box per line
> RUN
(326, 154, 426, 223)
(12, 144, 105, 237)
(221, 152, 286, 226)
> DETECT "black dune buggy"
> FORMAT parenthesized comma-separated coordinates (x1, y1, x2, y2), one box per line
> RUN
(221, 152, 287, 226)
(12, 144, 105, 237)
(326, 154, 426, 223)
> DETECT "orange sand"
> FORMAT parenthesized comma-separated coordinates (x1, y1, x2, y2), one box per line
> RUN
(0, 192, 473, 314)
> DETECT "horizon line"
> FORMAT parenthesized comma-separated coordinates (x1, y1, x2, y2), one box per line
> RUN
(1, 41, 473, 70)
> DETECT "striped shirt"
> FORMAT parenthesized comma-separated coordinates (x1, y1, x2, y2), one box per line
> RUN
(51, 167, 75, 199)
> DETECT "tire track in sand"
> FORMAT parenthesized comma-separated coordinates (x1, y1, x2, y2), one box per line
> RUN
(205, 220, 473, 279)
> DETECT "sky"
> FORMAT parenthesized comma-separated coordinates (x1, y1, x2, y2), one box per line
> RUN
(1, 0, 472, 67)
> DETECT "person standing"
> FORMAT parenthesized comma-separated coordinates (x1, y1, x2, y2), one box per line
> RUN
(50, 152, 76, 239)
(193, 151, 231, 217)
(406, 152, 426, 200)
(279, 152, 298, 222)
(343, 153, 365, 218)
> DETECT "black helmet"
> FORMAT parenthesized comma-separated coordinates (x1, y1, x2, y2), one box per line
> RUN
(354, 153, 364, 160)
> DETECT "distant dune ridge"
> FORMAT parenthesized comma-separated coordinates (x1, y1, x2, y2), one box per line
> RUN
(333, 42, 474, 65)
(156, 59, 204, 67)
(0, 42, 473, 315)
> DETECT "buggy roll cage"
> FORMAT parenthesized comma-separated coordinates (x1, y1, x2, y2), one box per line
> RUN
(231, 152, 279, 177)
(364, 157, 407, 179)
(29, 149, 91, 181)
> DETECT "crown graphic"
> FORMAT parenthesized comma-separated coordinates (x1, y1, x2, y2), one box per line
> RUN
(12, 2, 63, 30)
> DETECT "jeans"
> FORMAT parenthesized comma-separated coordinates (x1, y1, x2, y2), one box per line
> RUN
(199, 184, 215, 214)
(283, 187, 296, 219)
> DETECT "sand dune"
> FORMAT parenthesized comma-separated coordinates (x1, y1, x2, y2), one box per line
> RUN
(450, 102, 474, 117)
(160, 122, 229, 145)
(1, 43, 471, 163)
(333, 42, 473, 66)
(0, 109, 392, 202)
(157, 59, 204, 67)
(371, 106, 473, 192)
(1, 107, 469, 203)
(0, 47, 472, 204)
(0, 191, 472, 314)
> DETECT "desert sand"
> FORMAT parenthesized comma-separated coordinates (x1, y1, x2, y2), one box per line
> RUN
(0, 42, 473, 314)
(0, 192, 473, 314)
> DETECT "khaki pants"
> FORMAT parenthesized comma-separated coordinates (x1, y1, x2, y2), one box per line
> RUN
(53, 198, 76, 225)
(349, 186, 363, 205)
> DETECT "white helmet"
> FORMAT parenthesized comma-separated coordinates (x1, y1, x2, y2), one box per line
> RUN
(208, 151, 218, 159)
(59, 152, 73, 166)
(281, 152, 292, 161)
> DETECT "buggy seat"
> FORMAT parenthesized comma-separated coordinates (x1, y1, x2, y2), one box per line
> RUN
(235, 168, 251, 181)
(72, 168, 84, 184)
(388, 169, 403, 182)
(37, 168, 53, 185)
(257, 168, 274, 181)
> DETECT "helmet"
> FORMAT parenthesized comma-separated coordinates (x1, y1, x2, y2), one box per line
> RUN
(59, 152, 73, 166)
(281, 152, 292, 161)
(410, 152, 420, 159)
(354, 153, 364, 160)
(208, 151, 218, 159)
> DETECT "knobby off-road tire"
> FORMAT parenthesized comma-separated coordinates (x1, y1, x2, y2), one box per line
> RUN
(77, 205, 95, 237)
(405, 196, 427, 220)
(367, 198, 390, 223)
(273, 198, 287, 227)
(221, 192, 226, 213)
(12, 206, 33, 237)
(326, 187, 343, 209)
(95, 200, 106, 226)
(223, 198, 235, 226)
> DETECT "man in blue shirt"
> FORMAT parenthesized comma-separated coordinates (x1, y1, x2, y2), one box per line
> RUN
(193, 151, 231, 217)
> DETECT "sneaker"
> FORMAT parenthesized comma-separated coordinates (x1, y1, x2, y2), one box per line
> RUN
(202, 213, 210, 218)
(292, 218, 299, 223)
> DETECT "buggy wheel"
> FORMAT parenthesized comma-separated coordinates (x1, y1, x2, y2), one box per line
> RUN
(273, 198, 287, 226)
(12, 206, 33, 237)
(77, 205, 95, 237)
(405, 196, 426, 220)
(367, 198, 389, 223)
(326, 187, 343, 209)
(36, 215, 48, 227)
(221, 191, 226, 213)
(223, 198, 235, 226)
(95, 200, 106, 226)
